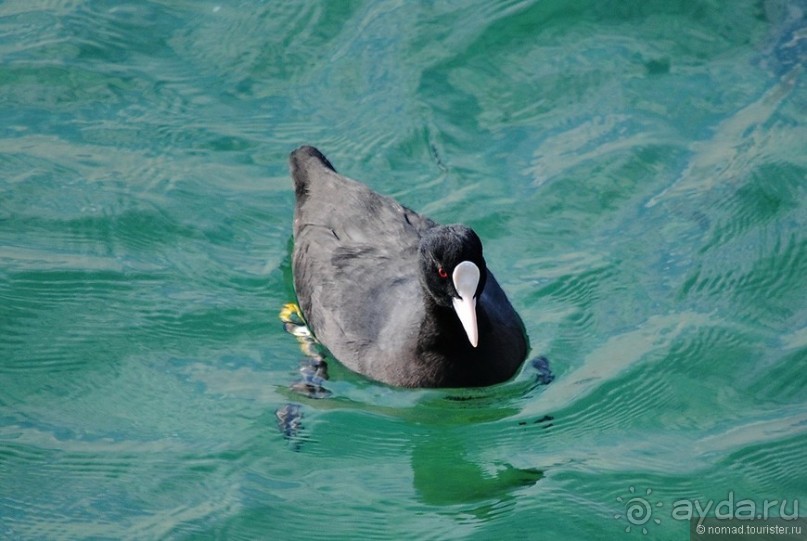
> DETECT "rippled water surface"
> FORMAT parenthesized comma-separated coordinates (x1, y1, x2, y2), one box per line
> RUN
(2, 1, 806, 539)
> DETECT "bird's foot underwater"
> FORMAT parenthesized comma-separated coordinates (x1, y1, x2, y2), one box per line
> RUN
(275, 403, 304, 450)
(291, 356, 331, 399)
(276, 302, 332, 448)
(530, 355, 554, 386)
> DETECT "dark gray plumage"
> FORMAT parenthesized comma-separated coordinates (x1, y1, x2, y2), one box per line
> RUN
(290, 145, 528, 388)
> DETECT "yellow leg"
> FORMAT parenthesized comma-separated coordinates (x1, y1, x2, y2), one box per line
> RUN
(279, 301, 329, 398)
(279, 302, 321, 359)
(279, 302, 304, 325)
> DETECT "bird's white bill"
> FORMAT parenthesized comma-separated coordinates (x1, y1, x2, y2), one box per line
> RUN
(452, 261, 480, 347)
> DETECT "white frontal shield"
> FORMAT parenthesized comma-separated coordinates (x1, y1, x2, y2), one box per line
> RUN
(451, 261, 480, 347)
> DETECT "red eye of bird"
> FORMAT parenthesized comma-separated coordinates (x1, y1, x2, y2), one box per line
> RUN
(437, 266, 448, 279)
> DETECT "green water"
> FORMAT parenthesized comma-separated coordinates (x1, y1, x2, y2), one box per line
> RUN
(1, 1, 806, 539)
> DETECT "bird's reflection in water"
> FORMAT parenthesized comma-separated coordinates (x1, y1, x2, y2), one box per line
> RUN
(410, 429, 543, 514)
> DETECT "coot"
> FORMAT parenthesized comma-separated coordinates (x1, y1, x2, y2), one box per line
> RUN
(290, 146, 527, 388)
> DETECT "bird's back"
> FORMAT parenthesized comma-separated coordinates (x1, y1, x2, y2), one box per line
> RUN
(290, 146, 434, 377)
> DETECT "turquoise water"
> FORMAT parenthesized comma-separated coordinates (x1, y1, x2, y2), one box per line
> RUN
(1, 1, 806, 539)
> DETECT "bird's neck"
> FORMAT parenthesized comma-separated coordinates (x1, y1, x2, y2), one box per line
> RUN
(418, 295, 478, 355)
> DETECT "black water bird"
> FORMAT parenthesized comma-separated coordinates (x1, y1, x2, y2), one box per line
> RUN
(290, 146, 527, 388)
